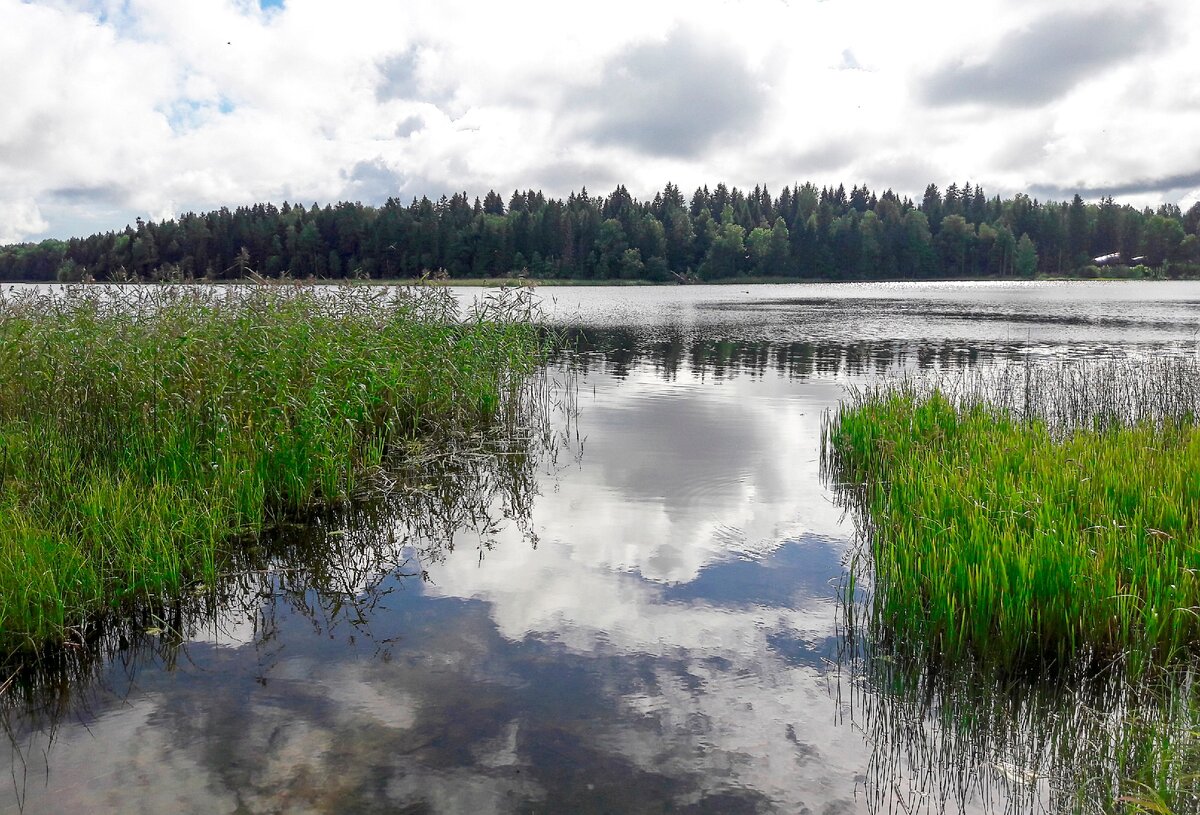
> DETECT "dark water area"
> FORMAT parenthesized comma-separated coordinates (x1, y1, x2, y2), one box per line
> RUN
(3, 281, 1200, 814)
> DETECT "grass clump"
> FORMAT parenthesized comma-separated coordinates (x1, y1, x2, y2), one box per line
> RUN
(0, 283, 542, 652)
(824, 358, 1200, 675)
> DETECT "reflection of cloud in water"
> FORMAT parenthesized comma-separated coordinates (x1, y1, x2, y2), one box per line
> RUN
(397, 366, 871, 810)
(506, 366, 846, 585)
(608, 660, 867, 810)
(2, 699, 240, 814)
(422, 531, 864, 810)
(589, 376, 784, 517)
(0, 316, 990, 814)
(188, 614, 260, 649)
(11, 283, 1200, 813)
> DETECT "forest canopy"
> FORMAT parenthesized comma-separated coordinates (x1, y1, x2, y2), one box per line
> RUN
(3, 182, 1199, 283)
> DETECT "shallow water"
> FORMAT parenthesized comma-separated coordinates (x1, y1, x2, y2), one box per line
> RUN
(3, 280, 1200, 814)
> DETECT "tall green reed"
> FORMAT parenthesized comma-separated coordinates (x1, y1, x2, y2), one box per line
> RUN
(0, 283, 543, 653)
(824, 357, 1200, 675)
(826, 357, 1200, 813)
(1, 384, 561, 730)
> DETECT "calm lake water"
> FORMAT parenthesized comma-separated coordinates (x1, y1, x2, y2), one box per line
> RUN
(2, 281, 1200, 814)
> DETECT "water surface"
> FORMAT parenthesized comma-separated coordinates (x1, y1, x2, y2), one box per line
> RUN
(3, 280, 1200, 814)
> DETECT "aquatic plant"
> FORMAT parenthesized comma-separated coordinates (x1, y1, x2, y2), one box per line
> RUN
(0, 283, 543, 653)
(824, 357, 1200, 674)
(826, 358, 1200, 813)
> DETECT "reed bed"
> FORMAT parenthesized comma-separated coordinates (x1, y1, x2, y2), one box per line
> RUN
(897, 357, 1200, 435)
(824, 357, 1200, 675)
(0, 283, 542, 652)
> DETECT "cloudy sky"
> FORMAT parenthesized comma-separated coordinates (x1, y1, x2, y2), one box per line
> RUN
(3, 0, 1199, 244)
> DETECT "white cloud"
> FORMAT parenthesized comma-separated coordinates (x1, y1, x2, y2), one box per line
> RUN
(0, 196, 49, 244)
(2, 0, 1199, 243)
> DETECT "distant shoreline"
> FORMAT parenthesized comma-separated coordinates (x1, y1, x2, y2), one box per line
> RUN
(5, 272, 1199, 288)
(293, 272, 1200, 287)
(6, 183, 1197, 286)
(411, 273, 1200, 287)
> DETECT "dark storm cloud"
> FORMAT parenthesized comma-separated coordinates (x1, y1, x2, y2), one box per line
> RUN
(921, 7, 1167, 108)
(1032, 169, 1200, 200)
(569, 28, 768, 159)
(355, 158, 474, 207)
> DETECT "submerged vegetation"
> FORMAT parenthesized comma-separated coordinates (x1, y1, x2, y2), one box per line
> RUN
(840, 636, 1200, 814)
(825, 357, 1200, 674)
(0, 284, 543, 653)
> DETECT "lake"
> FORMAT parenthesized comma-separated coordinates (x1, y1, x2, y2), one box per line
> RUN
(2, 280, 1199, 814)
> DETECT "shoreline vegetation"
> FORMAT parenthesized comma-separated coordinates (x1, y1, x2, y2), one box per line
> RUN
(9, 271, 1193, 291)
(0, 284, 543, 655)
(346, 270, 1200, 287)
(299, 269, 1200, 287)
(2, 181, 1198, 286)
(824, 359, 1200, 811)
(824, 358, 1200, 676)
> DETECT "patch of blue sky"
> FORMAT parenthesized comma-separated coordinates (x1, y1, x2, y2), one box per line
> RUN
(658, 536, 844, 610)
(91, 1, 136, 35)
(259, 0, 284, 9)
(165, 97, 235, 132)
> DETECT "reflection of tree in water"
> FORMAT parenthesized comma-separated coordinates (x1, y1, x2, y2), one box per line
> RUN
(0, 369, 577, 784)
(247, 417, 562, 649)
(553, 326, 1025, 382)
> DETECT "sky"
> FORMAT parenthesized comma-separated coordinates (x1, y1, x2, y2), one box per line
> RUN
(2, 0, 1199, 244)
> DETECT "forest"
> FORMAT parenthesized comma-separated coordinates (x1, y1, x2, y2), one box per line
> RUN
(2, 181, 1199, 283)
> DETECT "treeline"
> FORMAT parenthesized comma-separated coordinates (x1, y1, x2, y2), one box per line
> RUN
(3, 182, 1200, 283)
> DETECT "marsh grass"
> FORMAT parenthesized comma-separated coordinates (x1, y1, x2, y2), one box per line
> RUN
(825, 359, 1200, 813)
(824, 357, 1200, 675)
(0, 283, 543, 653)
(2, 387, 559, 703)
